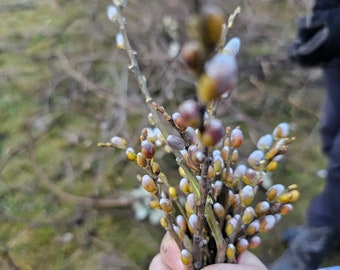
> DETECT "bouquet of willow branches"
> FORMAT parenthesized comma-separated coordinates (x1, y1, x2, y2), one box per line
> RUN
(102, 1, 299, 269)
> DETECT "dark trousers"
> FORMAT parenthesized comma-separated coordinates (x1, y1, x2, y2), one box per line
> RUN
(307, 58, 340, 228)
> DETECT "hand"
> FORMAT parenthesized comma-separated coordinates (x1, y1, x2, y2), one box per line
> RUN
(288, 8, 340, 66)
(149, 233, 267, 270)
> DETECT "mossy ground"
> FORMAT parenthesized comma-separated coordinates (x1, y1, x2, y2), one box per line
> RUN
(1, 0, 339, 269)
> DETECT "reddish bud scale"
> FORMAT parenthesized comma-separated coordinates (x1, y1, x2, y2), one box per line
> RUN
(172, 112, 187, 131)
(249, 235, 261, 249)
(280, 204, 293, 215)
(236, 238, 249, 253)
(266, 184, 285, 201)
(260, 215, 276, 232)
(230, 128, 243, 148)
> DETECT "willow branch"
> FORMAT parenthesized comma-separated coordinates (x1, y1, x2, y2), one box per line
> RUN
(114, 9, 200, 198)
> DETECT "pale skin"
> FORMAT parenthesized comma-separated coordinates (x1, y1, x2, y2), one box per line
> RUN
(149, 233, 268, 270)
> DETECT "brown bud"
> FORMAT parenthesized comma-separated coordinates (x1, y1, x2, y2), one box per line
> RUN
(172, 112, 187, 131)
(141, 140, 156, 159)
(202, 119, 225, 147)
(136, 152, 147, 168)
(167, 135, 185, 150)
(180, 41, 204, 71)
(178, 100, 202, 128)
(245, 220, 260, 236)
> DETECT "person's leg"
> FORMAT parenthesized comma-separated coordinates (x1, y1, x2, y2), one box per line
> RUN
(270, 59, 340, 270)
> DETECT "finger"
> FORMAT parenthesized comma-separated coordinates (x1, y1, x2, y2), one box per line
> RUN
(160, 232, 185, 270)
(149, 253, 171, 270)
(237, 250, 267, 268)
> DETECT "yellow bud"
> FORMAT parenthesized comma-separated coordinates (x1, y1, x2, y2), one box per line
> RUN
(197, 74, 219, 104)
(160, 198, 173, 214)
(179, 178, 190, 194)
(181, 249, 193, 266)
(226, 243, 236, 263)
(160, 216, 168, 229)
(151, 162, 161, 175)
(265, 161, 278, 171)
(213, 202, 225, 220)
(141, 175, 157, 193)
(149, 199, 160, 209)
(225, 218, 237, 237)
(245, 220, 260, 236)
(242, 206, 255, 225)
(136, 152, 147, 168)
(169, 186, 178, 200)
(125, 147, 137, 161)
(239, 185, 254, 207)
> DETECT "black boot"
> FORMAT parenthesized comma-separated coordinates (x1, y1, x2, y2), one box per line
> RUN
(269, 226, 340, 270)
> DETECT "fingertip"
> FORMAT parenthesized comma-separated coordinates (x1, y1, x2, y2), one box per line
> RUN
(237, 250, 266, 268)
(149, 253, 171, 270)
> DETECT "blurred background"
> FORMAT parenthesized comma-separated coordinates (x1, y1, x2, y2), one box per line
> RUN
(0, 0, 334, 269)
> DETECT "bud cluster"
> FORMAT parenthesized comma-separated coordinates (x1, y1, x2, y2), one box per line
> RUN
(104, 2, 300, 269)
